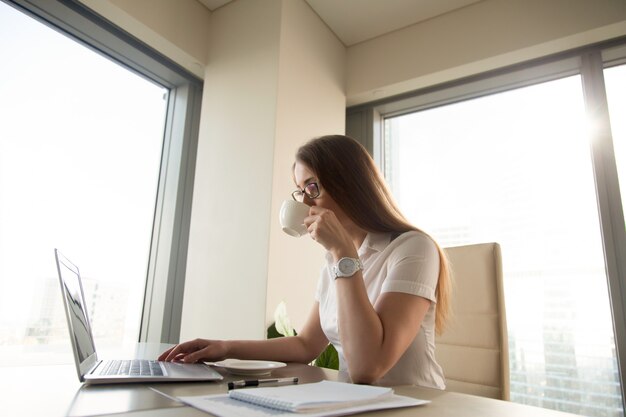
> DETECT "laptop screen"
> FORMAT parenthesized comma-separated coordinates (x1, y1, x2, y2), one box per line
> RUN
(55, 250, 97, 364)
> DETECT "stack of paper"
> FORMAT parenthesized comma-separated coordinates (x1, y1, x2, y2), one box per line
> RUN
(178, 380, 429, 417)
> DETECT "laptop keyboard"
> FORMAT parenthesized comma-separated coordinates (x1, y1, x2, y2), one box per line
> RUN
(100, 359, 164, 377)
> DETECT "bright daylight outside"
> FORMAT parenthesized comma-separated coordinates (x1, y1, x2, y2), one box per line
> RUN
(384, 74, 624, 417)
(0, 3, 167, 365)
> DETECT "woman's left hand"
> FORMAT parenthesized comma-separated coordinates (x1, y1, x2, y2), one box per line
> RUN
(304, 207, 355, 258)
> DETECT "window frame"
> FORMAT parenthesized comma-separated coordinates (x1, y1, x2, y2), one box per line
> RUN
(347, 37, 626, 413)
(3, 0, 203, 344)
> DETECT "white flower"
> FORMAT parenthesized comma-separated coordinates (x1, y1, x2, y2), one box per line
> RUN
(273, 301, 295, 337)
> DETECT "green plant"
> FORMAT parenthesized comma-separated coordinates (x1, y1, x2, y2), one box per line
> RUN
(314, 343, 339, 370)
(267, 321, 296, 338)
(267, 301, 338, 370)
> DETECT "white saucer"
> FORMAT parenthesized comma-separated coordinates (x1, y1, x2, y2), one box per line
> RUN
(211, 359, 287, 376)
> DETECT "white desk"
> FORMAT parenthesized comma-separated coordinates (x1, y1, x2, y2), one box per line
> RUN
(0, 343, 581, 417)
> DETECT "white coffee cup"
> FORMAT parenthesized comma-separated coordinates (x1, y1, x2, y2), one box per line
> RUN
(279, 200, 310, 237)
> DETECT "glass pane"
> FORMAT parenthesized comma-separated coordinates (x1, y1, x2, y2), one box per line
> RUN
(0, 4, 167, 364)
(605, 64, 626, 228)
(384, 76, 623, 417)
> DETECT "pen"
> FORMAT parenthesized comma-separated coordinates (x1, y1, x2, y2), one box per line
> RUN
(228, 376, 299, 390)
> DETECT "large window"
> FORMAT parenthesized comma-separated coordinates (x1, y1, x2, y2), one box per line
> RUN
(385, 77, 620, 416)
(0, 0, 201, 363)
(0, 1, 165, 364)
(349, 44, 626, 417)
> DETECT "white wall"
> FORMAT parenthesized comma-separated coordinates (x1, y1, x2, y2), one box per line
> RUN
(346, 0, 626, 106)
(181, 0, 283, 340)
(181, 0, 346, 339)
(266, 0, 345, 330)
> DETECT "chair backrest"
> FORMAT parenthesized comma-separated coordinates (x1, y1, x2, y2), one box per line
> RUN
(436, 242, 510, 400)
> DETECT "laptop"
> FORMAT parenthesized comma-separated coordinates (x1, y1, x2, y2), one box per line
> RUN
(54, 248, 223, 384)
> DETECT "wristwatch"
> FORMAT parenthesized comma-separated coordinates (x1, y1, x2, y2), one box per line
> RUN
(332, 257, 362, 279)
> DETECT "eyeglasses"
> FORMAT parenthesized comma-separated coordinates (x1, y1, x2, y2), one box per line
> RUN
(291, 182, 320, 202)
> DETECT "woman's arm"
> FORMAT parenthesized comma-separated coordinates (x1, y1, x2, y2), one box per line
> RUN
(158, 302, 329, 365)
(306, 207, 433, 383)
(335, 275, 430, 383)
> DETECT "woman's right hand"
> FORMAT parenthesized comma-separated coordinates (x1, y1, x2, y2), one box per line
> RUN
(158, 338, 228, 363)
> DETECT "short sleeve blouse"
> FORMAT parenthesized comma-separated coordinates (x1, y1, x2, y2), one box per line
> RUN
(315, 230, 445, 388)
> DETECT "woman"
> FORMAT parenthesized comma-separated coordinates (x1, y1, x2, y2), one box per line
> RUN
(159, 135, 451, 388)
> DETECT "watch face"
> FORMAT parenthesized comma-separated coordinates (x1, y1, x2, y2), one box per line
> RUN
(338, 258, 356, 275)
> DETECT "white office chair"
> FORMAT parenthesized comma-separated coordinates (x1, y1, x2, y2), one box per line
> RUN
(436, 242, 510, 400)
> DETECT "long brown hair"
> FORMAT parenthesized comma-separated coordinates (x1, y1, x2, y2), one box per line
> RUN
(295, 134, 451, 334)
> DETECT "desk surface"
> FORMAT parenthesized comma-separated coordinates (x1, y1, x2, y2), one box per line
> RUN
(0, 344, 579, 417)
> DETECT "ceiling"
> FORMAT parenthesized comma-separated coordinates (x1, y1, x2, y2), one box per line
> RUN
(197, 0, 483, 46)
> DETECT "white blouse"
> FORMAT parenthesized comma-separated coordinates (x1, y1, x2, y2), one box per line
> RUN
(315, 230, 445, 389)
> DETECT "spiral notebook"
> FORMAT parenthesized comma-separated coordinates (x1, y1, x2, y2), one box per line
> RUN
(229, 380, 392, 412)
(177, 380, 429, 417)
